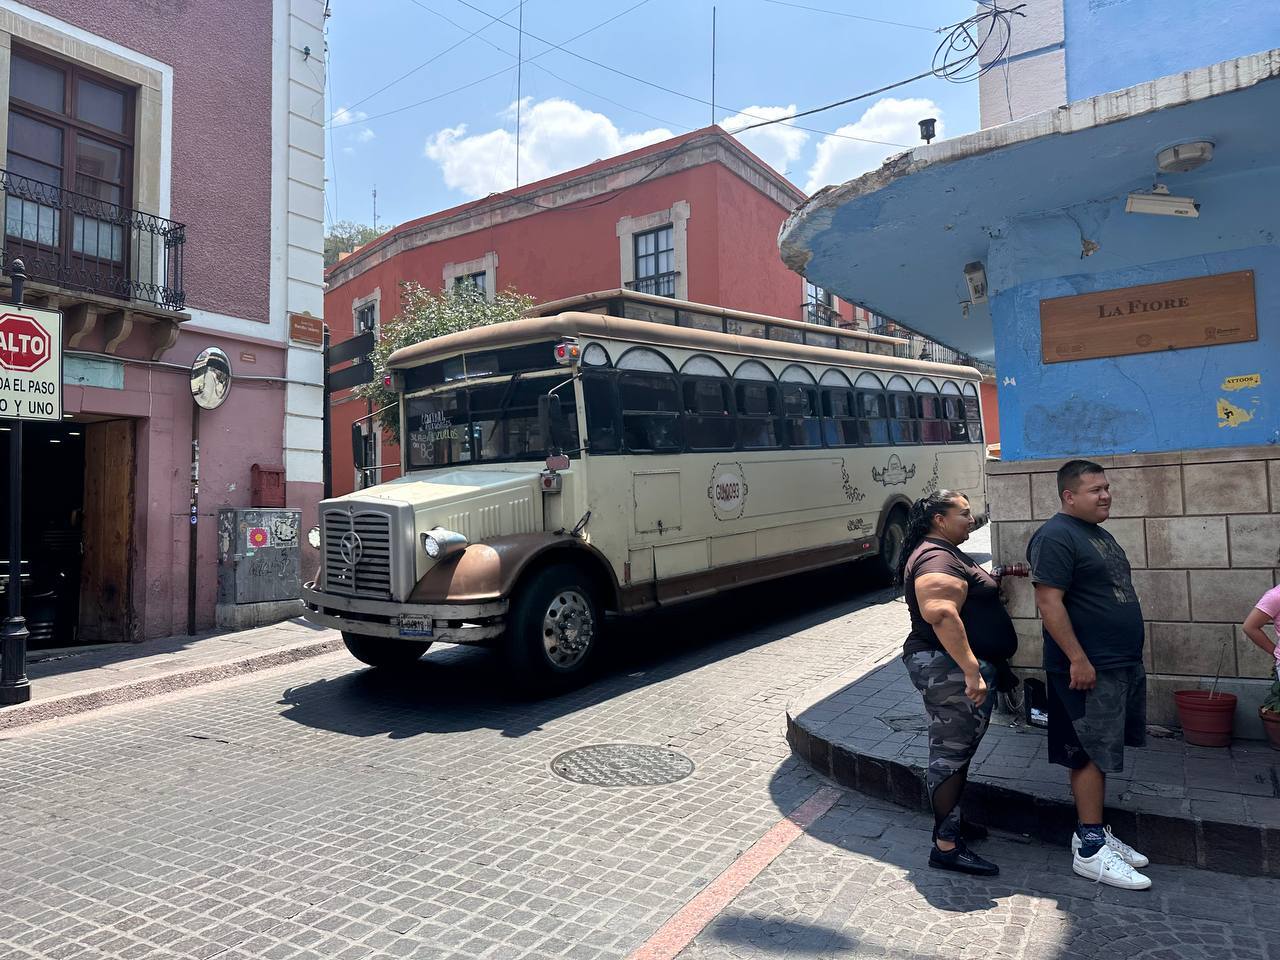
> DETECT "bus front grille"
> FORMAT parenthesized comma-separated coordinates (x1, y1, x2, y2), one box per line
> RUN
(323, 508, 395, 599)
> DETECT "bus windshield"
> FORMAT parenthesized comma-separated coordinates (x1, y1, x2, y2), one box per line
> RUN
(404, 373, 579, 470)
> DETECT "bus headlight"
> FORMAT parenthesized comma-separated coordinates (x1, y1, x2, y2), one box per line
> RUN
(422, 528, 468, 562)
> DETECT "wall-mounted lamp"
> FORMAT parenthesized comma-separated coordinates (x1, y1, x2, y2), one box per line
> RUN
(919, 118, 937, 144)
(1125, 183, 1199, 218)
(963, 261, 988, 304)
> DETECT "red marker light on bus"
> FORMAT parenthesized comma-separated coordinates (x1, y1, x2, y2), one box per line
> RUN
(554, 341, 580, 365)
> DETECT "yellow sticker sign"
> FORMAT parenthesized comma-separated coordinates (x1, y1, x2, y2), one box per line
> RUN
(1217, 397, 1255, 428)
(1221, 374, 1261, 391)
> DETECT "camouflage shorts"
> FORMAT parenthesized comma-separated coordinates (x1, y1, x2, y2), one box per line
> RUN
(903, 649, 997, 840)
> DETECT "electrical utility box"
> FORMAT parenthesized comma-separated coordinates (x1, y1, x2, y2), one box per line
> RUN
(216, 507, 305, 628)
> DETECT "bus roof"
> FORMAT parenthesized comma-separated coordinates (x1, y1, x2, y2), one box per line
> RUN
(387, 310, 983, 381)
(527, 290, 908, 348)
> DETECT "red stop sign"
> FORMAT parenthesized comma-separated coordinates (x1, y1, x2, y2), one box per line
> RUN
(0, 313, 52, 373)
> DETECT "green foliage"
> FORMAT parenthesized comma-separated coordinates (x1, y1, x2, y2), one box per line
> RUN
(324, 220, 387, 267)
(354, 281, 535, 438)
(1262, 679, 1280, 714)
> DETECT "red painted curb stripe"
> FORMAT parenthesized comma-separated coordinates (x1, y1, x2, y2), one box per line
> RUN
(626, 785, 843, 960)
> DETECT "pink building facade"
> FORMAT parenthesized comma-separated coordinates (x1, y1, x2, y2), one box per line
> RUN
(0, 0, 326, 644)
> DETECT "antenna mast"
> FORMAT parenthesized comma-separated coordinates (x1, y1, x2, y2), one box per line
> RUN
(516, 0, 524, 187)
(711, 6, 716, 127)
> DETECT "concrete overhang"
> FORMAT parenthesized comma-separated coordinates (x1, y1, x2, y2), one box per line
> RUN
(779, 49, 1280, 362)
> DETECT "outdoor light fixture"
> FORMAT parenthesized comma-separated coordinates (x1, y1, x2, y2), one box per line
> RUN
(963, 261, 988, 304)
(1156, 140, 1214, 173)
(422, 527, 467, 562)
(919, 118, 937, 144)
(553, 339, 581, 365)
(1125, 183, 1200, 218)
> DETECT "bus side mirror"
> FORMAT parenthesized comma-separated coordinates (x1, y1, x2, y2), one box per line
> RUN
(538, 394, 563, 454)
(351, 423, 367, 471)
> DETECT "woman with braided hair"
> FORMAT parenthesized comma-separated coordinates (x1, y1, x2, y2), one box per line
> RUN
(900, 490, 1018, 876)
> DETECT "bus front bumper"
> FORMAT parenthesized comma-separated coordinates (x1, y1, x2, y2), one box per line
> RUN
(301, 583, 508, 644)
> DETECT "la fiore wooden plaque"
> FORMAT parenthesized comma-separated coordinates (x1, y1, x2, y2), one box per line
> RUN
(1040, 271, 1256, 363)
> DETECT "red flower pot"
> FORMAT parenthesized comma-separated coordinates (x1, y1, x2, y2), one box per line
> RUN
(1174, 690, 1237, 747)
(1260, 708, 1280, 751)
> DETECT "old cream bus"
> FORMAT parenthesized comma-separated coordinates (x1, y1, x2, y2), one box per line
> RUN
(302, 291, 986, 690)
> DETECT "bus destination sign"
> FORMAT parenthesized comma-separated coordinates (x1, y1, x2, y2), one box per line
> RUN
(0, 307, 62, 420)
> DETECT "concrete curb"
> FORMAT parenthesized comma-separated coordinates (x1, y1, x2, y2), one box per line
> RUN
(0, 637, 342, 732)
(785, 709, 1280, 878)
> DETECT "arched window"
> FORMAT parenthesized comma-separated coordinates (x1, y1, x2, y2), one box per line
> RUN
(733, 361, 779, 449)
(581, 343, 611, 367)
(780, 366, 821, 448)
(617, 347, 675, 372)
(820, 369, 852, 388)
(854, 372, 888, 446)
(681, 356, 735, 451)
(885, 374, 919, 445)
(780, 365, 817, 383)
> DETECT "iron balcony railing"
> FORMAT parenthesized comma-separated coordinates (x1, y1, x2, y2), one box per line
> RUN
(802, 300, 841, 326)
(626, 271, 679, 297)
(871, 320, 995, 375)
(1, 168, 186, 310)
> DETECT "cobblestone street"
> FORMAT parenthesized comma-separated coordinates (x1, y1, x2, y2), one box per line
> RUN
(1, 538, 1277, 960)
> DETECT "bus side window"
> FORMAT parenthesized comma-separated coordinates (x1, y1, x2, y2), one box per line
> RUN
(619, 372, 683, 452)
(964, 395, 983, 444)
(822, 388, 859, 447)
(944, 396, 969, 443)
(919, 394, 947, 444)
(735, 381, 780, 450)
(781, 384, 822, 448)
(889, 392, 919, 445)
(857, 391, 890, 446)
(683, 378, 736, 451)
(582, 373, 621, 453)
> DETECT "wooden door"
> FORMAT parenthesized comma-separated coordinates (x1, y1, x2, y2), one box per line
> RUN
(79, 419, 134, 641)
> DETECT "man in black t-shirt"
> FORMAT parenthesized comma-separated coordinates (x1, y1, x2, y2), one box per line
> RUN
(1027, 459, 1151, 891)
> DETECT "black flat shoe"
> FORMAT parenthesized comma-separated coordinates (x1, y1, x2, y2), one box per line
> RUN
(929, 843, 999, 876)
(959, 819, 989, 842)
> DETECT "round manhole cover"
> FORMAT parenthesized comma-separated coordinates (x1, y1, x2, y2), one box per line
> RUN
(550, 743, 694, 787)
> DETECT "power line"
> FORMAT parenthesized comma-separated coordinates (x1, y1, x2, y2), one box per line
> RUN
(761, 0, 937, 32)
(330, 65, 516, 127)
(445, 0, 911, 147)
(340, 0, 523, 114)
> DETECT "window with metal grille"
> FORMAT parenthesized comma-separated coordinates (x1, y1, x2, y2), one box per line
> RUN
(355, 301, 377, 334)
(632, 225, 675, 296)
(452, 270, 487, 296)
(804, 280, 836, 325)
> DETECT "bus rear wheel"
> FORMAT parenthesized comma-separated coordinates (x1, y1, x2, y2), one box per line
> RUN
(342, 632, 432, 668)
(504, 563, 600, 694)
(871, 509, 908, 584)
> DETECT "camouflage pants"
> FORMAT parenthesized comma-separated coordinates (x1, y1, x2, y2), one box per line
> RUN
(903, 649, 997, 842)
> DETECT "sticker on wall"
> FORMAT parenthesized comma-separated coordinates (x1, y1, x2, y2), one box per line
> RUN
(1217, 397, 1255, 429)
(873, 454, 917, 486)
(1221, 374, 1261, 392)
(247, 527, 271, 550)
(707, 462, 748, 521)
(270, 513, 299, 547)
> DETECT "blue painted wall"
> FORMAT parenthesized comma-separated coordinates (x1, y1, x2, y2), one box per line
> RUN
(1064, 0, 1280, 101)
(989, 166, 1280, 461)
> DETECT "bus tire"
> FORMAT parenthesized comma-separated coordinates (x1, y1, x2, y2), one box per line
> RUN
(342, 632, 432, 668)
(871, 508, 908, 585)
(503, 563, 600, 694)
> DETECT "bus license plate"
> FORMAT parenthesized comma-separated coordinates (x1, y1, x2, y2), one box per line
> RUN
(399, 615, 433, 638)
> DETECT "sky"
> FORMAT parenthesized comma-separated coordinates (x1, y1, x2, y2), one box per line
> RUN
(324, 0, 984, 232)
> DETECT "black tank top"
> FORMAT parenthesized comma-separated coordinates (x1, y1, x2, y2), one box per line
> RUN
(902, 537, 1018, 662)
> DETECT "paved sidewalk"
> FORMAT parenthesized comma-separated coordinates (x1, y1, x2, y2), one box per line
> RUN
(0, 619, 341, 730)
(788, 658, 1280, 876)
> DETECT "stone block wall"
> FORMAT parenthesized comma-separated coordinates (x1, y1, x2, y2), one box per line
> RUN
(988, 446, 1280, 739)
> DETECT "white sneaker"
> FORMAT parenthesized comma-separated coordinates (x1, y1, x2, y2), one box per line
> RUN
(1073, 845, 1152, 890)
(1071, 826, 1150, 868)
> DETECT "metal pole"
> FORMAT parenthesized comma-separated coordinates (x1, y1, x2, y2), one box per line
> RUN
(711, 6, 716, 127)
(322, 324, 332, 500)
(186, 402, 199, 636)
(0, 258, 31, 704)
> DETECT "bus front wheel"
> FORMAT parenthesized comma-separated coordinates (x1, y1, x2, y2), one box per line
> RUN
(871, 510, 908, 585)
(504, 564, 600, 693)
(342, 632, 432, 668)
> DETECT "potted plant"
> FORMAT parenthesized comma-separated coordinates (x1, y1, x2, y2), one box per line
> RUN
(1174, 641, 1236, 748)
(1259, 680, 1280, 750)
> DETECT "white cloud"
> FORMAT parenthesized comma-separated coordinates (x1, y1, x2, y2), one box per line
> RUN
(357, 128, 376, 143)
(805, 97, 942, 194)
(331, 106, 368, 127)
(425, 97, 674, 198)
(719, 105, 808, 175)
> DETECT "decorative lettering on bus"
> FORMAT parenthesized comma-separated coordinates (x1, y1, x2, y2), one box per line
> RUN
(873, 454, 917, 486)
(707, 462, 748, 521)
